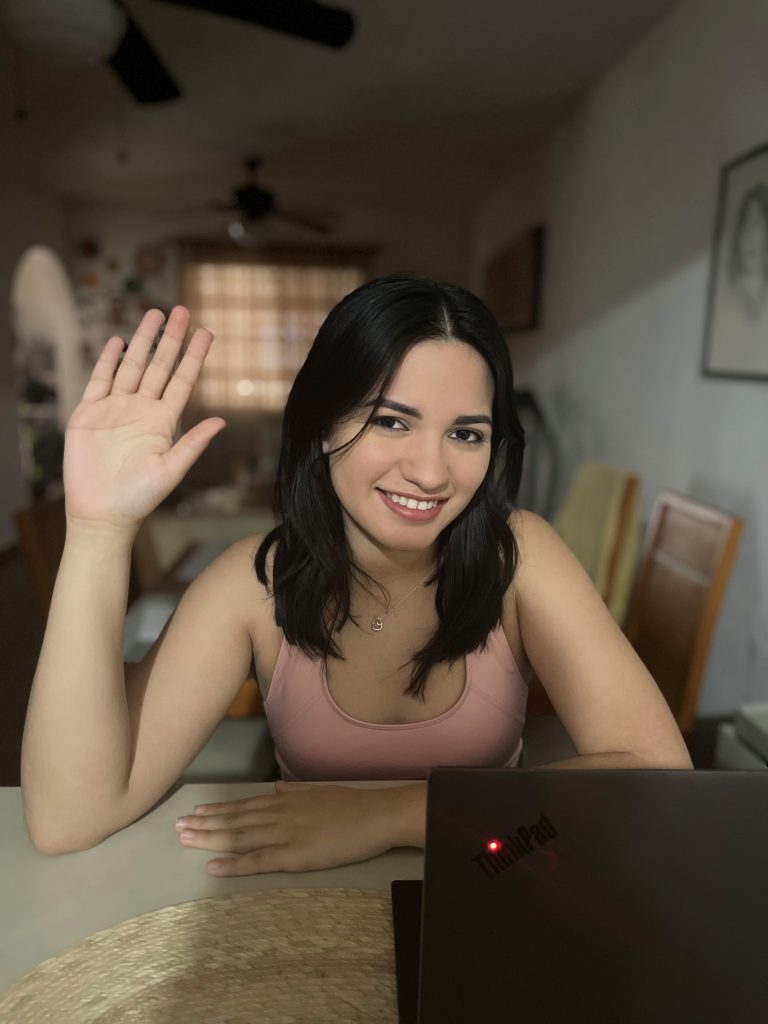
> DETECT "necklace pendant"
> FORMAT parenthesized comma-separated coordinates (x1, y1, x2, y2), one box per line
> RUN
(371, 617, 384, 632)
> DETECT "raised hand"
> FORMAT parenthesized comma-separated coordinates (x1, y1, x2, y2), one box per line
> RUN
(64, 306, 226, 533)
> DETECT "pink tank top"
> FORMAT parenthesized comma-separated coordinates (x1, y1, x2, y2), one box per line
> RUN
(263, 622, 528, 781)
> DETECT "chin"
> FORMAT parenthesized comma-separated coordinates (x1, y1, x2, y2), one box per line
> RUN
(366, 524, 441, 556)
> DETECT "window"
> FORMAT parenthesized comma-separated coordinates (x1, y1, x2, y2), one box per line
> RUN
(181, 247, 367, 414)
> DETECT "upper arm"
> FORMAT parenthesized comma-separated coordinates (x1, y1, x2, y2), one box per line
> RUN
(119, 534, 266, 826)
(509, 511, 692, 768)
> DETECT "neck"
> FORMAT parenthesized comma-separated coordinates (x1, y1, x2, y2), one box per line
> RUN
(345, 532, 437, 592)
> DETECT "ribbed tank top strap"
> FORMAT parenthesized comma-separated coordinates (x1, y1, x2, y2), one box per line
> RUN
(468, 622, 528, 718)
(264, 635, 324, 739)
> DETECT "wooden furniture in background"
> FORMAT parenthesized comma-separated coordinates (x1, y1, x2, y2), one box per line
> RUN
(14, 498, 193, 616)
(225, 675, 265, 718)
(13, 497, 67, 624)
(132, 518, 197, 595)
(482, 226, 545, 331)
(602, 474, 641, 617)
(526, 461, 642, 718)
(553, 459, 641, 623)
(623, 490, 744, 735)
(13, 498, 263, 720)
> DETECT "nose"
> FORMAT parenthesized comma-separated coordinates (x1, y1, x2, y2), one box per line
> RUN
(399, 433, 450, 494)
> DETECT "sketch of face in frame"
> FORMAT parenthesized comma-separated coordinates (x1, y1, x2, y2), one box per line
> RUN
(729, 183, 768, 320)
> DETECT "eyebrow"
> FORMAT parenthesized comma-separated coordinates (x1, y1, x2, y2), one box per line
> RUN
(362, 399, 493, 428)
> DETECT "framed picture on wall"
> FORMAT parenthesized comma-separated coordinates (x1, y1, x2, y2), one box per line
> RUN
(702, 143, 768, 380)
(482, 226, 545, 332)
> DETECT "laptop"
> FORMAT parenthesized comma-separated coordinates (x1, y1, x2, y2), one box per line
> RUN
(391, 767, 768, 1024)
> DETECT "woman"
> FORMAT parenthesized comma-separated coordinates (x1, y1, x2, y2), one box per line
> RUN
(21, 274, 692, 877)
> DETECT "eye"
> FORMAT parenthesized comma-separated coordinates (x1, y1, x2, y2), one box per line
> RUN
(450, 428, 486, 445)
(371, 416, 486, 445)
(370, 415, 407, 431)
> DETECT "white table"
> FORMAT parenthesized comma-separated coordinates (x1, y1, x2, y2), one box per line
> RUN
(0, 782, 424, 994)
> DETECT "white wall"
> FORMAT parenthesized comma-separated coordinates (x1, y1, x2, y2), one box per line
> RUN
(11, 246, 87, 431)
(0, 180, 67, 549)
(472, 0, 768, 714)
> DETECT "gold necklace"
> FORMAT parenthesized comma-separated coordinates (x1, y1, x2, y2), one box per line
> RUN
(370, 570, 434, 632)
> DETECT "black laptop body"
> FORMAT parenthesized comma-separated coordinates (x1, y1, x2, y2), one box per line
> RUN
(393, 767, 768, 1024)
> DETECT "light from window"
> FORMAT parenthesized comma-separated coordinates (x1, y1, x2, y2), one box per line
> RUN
(182, 259, 365, 413)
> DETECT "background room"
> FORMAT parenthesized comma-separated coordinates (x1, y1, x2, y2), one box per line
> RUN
(1, 0, 767, 786)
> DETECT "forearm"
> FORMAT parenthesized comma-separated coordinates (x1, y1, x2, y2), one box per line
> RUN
(21, 524, 137, 850)
(374, 747, 694, 852)
(377, 782, 428, 850)
(533, 750, 693, 770)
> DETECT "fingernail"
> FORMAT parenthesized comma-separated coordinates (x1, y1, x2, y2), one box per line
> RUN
(175, 817, 189, 829)
(179, 830, 195, 841)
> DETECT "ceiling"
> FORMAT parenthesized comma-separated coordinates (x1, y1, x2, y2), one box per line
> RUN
(0, 0, 677, 214)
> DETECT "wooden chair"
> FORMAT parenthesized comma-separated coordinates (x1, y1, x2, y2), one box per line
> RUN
(623, 490, 743, 735)
(14, 498, 185, 620)
(14, 497, 68, 625)
(526, 461, 641, 717)
(553, 459, 641, 622)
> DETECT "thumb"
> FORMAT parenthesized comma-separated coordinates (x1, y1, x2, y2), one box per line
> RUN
(164, 417, 226, 481)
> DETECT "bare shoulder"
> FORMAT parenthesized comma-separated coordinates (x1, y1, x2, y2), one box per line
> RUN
(505, 508, 584, 599)
(507, 508, 560, 562)
(221, 531, 276, 634)
(191, 531, 262, 596)
(503, 507, 607, 634)
(501, 508, 596, 675)
(499, 510, 554, 675)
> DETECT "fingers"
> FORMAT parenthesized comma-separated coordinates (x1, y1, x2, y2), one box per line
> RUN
(111, 308, 168, 395)
(137, 305, 194, 401)
(178, 821, 283, 854)
(206, 850, 285, 876)
(191, 795, 277, 815)
(176, 807, 276, 833)
(161, 416, 227, 483)
(79, 336, 126, 404)
(160, 326, 215, 420)
(79, 306, 217, 434)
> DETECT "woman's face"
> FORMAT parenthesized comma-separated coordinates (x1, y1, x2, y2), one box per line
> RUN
(323, 339, 494, 558)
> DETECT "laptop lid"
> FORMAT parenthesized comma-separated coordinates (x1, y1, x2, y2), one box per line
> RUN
(414, 767, 768, 1024)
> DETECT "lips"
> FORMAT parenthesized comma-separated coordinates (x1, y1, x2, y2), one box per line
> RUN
(377, 489, 446, 522)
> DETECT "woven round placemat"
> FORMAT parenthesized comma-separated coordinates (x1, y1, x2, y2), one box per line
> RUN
(0, 888, 399, 1023)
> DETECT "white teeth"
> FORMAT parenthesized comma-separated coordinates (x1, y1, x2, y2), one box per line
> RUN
(384, 491, 438, 510)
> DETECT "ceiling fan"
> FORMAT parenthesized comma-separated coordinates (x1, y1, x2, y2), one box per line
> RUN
(0, 0, 355, 104)
(218, 158, 334, 240)
(159, 157, 334, 242)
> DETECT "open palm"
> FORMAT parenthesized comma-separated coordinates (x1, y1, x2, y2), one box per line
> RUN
(64, 307, 225, 532)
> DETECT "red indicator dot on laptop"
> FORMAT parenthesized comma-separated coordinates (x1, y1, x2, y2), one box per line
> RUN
(487, 839, 501, 853)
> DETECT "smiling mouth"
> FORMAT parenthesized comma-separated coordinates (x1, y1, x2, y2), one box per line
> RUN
(377, 489, 448, 511)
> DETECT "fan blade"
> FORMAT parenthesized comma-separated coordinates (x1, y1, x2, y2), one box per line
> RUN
(157, 0, 354, 49)
(274, 208, 332, 233)
(108, 10, 181, 103)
